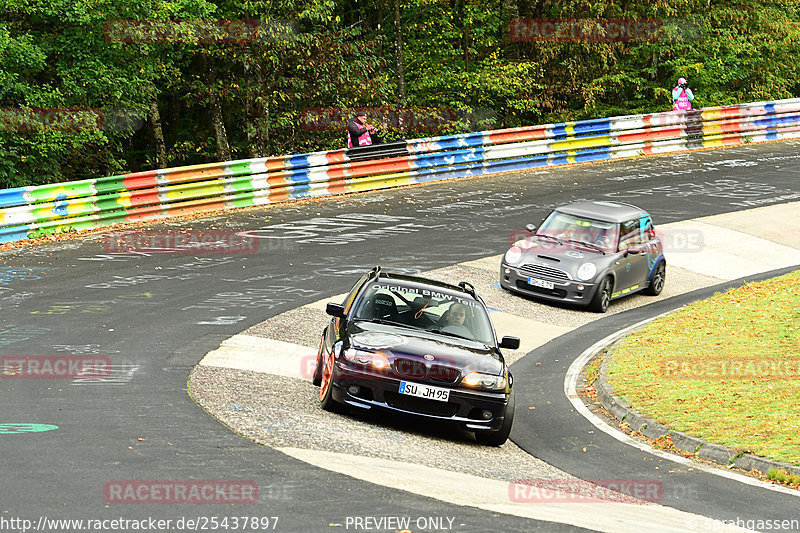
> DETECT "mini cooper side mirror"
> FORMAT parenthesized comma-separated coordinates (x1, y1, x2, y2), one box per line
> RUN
(525, 224, 537, 233)
(326, 302, 346, 318)
(499, 336, 521, 350)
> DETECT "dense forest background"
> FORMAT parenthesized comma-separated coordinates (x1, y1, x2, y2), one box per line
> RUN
(1, 0, 798, 188)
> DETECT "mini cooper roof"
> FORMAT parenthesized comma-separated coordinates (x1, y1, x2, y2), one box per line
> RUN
(553, 201, 649, 223)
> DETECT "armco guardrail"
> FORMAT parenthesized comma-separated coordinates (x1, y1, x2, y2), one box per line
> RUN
(2, 97, 800, 244)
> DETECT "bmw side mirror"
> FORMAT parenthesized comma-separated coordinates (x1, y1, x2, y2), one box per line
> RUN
(499, 336, 521, 350)
(326, 302, 346, 318)
(525, 224, 537, 233)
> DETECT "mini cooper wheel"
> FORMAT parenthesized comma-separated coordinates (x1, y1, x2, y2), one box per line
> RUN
(589, 276, 613, 313)
(475, 389, 515, 446)
(644, 262, 666, 296)
(319, 351, 344, 413)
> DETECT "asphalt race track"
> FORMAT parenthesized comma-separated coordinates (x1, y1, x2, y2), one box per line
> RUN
(1, 140, 799, 532)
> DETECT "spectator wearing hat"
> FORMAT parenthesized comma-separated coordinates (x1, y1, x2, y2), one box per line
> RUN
(672, 77, 695, 111)
(347, 111, 377, 147)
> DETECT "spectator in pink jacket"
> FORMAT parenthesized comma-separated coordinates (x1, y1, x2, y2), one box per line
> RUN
(672, 77, 695, 111)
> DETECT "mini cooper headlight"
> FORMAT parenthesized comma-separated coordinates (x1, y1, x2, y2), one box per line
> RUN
(504, 246, 522, 266)
(343, 349, 390, 370)
(461, 372, 507, 391)
(576, 262, 597, 281)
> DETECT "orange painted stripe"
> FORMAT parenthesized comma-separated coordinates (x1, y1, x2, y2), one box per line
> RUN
(127, 191, 161, 207)
(327, 176, 348, 196)
(263, 158, 286, 172)
(267, 172, 291, 202)
(488, 128, 547, 144)
(326, 151, 347, 165)
(122, 170, 159, 191)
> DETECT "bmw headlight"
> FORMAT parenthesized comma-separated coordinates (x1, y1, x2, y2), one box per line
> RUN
(343, 348, 390, 370)
(504, 246, 522, 266)
(461, 372, 507, 391)
(576, 262, 597, 281)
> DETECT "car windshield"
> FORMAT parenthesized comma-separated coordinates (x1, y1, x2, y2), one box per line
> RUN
(538, 211, 619, 252)
(352, 282, 496, 346)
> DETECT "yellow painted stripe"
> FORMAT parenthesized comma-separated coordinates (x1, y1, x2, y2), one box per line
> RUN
(551, 135, 609, 152)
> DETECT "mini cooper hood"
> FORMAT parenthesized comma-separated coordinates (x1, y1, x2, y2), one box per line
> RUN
(347, 320, 504, 374)
(516, 242, 612, 272)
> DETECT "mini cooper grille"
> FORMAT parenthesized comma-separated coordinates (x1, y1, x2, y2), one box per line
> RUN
(519, 264, 570, 280)
(393, 358, 461, 384)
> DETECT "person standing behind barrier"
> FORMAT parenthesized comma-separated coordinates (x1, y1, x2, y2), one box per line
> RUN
(672, 77, 695, 111)
(347, 111, 376, 147)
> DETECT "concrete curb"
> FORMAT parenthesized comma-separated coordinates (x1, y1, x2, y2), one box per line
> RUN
(592, 340, 800, 479)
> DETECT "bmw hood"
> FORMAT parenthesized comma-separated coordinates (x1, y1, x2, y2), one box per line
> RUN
(346, 320, 505, 375)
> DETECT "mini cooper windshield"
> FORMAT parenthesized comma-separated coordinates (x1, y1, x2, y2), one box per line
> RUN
(352, 282, 496, 346)
(537, 210, 619, 253)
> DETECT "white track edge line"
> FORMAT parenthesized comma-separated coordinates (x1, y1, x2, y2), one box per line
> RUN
(564, 313, 800, 498)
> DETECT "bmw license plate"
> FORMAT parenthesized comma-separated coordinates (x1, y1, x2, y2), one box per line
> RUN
(528, 277, 555, 290)
(399, 381, 450, 402)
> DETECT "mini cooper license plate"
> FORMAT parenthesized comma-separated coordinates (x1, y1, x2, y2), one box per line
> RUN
(528, 277, 555, 290)
(399, 381, 450, 402)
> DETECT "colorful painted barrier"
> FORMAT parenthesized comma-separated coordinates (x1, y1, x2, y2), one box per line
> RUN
(2, 97, 800, 244)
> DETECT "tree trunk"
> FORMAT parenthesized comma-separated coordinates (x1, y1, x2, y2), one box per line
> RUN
(501, 0, 520, 60)
(149, 96, 167, 169)
(210, 95, 231, 161)
(393, 0, 406, 105)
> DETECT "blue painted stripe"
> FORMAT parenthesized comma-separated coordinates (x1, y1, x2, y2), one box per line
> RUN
(287, 155, 312, 169)
(0, 224, 32, 244)
(574, 147, 612, 162)
(286, 170, 311, 185)
(753, 114, 800, 128)
(413, 147, 486, 168)
(0, 188, 28, 208)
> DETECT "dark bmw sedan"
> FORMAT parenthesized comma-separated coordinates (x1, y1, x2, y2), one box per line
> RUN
(500, 201, 666, 312)
(312, 267, 520, 445)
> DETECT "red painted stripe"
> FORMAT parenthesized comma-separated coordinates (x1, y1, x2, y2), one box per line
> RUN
(618, 127, 682, 143)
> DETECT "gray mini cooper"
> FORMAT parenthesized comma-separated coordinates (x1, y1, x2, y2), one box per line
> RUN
(500, 201, 666, 312)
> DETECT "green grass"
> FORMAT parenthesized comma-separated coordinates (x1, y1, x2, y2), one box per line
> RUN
(606, 270, 800, 465)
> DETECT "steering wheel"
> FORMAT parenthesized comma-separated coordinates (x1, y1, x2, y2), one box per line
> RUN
(439, 324, 473, 339)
